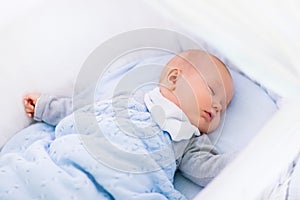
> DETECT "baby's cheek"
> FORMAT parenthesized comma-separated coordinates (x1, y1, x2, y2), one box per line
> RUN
(208, 115, 221, 133)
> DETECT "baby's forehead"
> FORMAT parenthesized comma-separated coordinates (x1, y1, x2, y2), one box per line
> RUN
(170, 52, 221, 76)
(174, 50, 233, 97)
(168, 50, 231, 82)
(171, 51, 216, 69)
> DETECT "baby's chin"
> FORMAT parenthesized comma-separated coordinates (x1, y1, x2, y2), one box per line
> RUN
(198, 125, 217, 134)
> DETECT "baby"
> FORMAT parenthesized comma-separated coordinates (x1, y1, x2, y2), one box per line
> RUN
(23, 49, 235, 197)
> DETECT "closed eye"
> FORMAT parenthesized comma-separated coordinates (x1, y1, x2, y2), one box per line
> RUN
(208, 86, 215, 95)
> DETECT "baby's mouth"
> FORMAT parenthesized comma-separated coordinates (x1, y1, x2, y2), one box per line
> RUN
(204, 111, 213, 121)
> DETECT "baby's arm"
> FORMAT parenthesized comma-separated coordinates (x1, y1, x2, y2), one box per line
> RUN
(178, 134, 237, 187)
(23, 93, 72, 126)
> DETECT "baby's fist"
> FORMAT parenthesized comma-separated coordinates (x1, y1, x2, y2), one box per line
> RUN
(23, 93, 40, 118)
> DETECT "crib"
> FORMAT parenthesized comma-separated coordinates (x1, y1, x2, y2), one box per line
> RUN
(0, 0, 300, 199)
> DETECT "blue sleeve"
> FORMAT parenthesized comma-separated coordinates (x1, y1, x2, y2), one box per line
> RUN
(178, 134, 237, 187)
(33, 94, 73, 126)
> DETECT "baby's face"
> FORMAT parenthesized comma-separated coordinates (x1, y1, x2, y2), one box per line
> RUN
(160, 51, 234, 133)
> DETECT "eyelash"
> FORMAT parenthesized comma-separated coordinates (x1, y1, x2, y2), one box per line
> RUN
(208, 86, 215, 95)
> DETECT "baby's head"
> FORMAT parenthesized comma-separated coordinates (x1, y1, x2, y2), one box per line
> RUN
(159, 49, 234, 133)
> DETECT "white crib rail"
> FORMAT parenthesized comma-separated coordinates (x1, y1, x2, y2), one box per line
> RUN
(195, 100, 300, 199)
(146, 1, 300, 198)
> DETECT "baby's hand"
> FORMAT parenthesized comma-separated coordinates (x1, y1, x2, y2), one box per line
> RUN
(23, 93, 40, 118)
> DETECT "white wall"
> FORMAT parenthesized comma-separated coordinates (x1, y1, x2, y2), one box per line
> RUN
(0, 0, 171, 147)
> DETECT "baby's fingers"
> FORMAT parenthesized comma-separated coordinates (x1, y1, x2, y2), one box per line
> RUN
(23, 93, 40, 118)
(25, 109, 34, 118)
(23, 98, 29, 106)
(25, 104, 34, 112)
(23, 97, 32, 106)
(23, 93, 40, 105)
(24, 99, 33, 108)
(23, 100, 35, 118)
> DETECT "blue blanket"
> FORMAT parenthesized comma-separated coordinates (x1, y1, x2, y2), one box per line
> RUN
(0, 94, 186, 199)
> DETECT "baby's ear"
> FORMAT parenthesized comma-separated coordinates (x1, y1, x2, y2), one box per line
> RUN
(166, 68, 181, 90)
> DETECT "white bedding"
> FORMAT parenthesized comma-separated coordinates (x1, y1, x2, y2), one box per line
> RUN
(1, 0, 299, 199)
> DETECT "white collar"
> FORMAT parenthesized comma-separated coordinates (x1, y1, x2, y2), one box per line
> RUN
(144, 87, 200, 142)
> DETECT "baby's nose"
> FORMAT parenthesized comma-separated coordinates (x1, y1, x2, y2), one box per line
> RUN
(213, 102, 222, 112)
